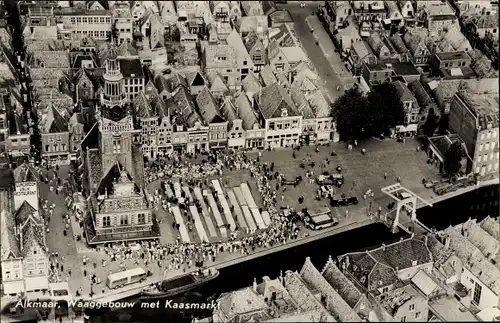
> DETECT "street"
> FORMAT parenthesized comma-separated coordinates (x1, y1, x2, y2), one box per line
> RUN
(278, 1, 349, 102)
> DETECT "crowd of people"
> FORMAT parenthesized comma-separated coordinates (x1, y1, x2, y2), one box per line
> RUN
(66, 150, 303, 295)
(38, 148, 334, 297)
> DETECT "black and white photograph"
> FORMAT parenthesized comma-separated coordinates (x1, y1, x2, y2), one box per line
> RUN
(0, 0, 498, 322)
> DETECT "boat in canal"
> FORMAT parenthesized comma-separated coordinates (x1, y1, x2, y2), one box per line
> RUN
(140, 268, 219, 300)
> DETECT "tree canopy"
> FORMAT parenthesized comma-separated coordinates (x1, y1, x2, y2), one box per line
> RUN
(367, 83, 405, 136)
(330, 86, 371, 141)
(330, 82, 406, 141)
(444, 141, 463, 176)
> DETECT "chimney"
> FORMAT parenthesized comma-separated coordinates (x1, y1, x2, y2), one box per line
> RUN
(385, 63, 393, 70)
(279, 270, 283, 284)
(382, 243, 386, 251)
(444, 235, 450, 249)
(252, 278, 257, 292)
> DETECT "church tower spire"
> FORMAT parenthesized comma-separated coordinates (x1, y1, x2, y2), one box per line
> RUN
(100, 44, 128, 122)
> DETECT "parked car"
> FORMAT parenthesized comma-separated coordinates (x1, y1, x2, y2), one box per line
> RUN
(330, 194, 358, 207)
(281, 175, 302, 185)
(316, 174, 344, 187)
(424, 180, 439, 189)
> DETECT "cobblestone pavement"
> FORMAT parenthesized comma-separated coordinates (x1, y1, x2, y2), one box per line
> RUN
(43, 138, 440, 298)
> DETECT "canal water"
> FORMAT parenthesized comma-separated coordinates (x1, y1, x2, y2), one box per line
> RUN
(89, 184, 498, 323)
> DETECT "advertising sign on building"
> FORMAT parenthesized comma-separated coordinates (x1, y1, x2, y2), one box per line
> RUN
(14, 181, 38, 211)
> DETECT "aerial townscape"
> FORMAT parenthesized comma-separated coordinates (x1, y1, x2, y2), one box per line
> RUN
(0, 0, 498, 322)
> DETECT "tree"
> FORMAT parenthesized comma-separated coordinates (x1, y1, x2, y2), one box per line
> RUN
(444, 141, 463, 176)
(330, 86, 371, 141)
(422, 107, 438, 137)
(438, 114, 449, 135)
(367, 83, 405, 136)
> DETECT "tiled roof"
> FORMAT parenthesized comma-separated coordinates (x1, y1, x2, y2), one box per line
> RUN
(219, 97, 238, 124)
(149, 94, 169, 119)
(368, 236, 433, 270)
(442, 24, 472, 52)
(155, 74, 171, 94)
(41, 104, 68, 134)
(241, 1, 264, 16)
(239, 16, 268, 38)
(134, 91, 154, 119)
(13, 163, 39, 183)
(14, 200, 38, 226)
(26, 39, 65, 54)
(30, 50, 70, 69)
(86, 148, 102, 192)
(269, 24, 296, 48)
(172, 86, 201, 128)
(308, 90, 330, 118)
(257, 82, 298, 119)
(461, 219, 500, 262)
(480, 216, 500, 241)
(196, 86, 224, 124)
(226, 29, 253, 67)
(0, 210, 19, 260)
(23, 25, 58, 40)
(290, 87, 314, 119)
(469, 49, 497, 78)
(9, 112, 29, 136)
(206, 71, 229, 93)
(351, 40, 372, 60)
(402, 31, 429, 56)
(233, 91, 258, 130)
(368, 263, 400, 290)
(166, 72, 188, 92)
(300, 257, 362, 321)
(117, 41, 139, 58)
(242, 72, 262, 94)
(20, 213, 47, 257)
(205, 44, 236, 68)
(283, 271, 333, 318)
(390, 34, 409, 54)
(321, 257, 362, 309)
(217, 287, 269, 321)
(259, 65, 278, 87)
(186, 71, 206, 87)
(376, 284, 421, 316)
(441, 226, 500, 294)
(408, 80, 434, 108)
(394, 80, 417, 103)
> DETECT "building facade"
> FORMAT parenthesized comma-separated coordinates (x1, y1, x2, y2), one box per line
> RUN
(449, 91, 499, 183)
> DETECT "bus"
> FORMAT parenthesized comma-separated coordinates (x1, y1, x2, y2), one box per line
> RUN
(106, 268, 147, 289)
(304, 207, 338, 230)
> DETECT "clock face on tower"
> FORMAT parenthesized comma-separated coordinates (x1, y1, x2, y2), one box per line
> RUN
(112, 106, 122, 120)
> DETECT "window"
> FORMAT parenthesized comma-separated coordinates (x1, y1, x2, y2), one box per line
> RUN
(409, 304, 415, 311)
(472, 282, 482, 305)
(401, 316, 406, 322)
(479, 143, 484, 151)
(415, 312, 421, 319)
(120, 214, 128, 225)
(138, 213, 145, 224)
(103, 216, 111, 227)
(45, 145, 49, 151)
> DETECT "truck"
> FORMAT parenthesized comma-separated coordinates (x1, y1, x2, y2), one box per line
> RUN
(330, 194, 358, 207)
(316, 174, 344, 187)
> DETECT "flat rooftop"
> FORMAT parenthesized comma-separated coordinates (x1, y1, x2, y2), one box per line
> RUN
(436, 51, 470, 61)
(429, 296, 479, 322)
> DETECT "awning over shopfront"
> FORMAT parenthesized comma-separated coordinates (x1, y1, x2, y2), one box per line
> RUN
(25, 276, 49, 292)
(2, 280, 25, 296)
(395, 124, 418, 133)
